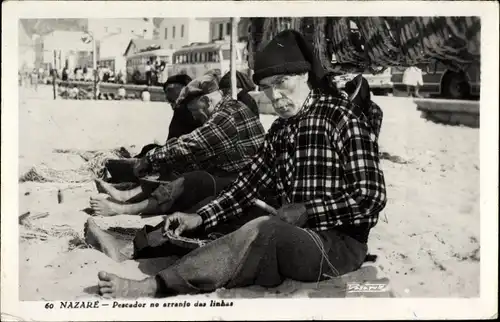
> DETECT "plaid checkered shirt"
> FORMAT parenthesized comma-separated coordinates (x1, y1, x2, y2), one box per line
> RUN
(198, 89, 387, 232)
(146, 95, 266, 175)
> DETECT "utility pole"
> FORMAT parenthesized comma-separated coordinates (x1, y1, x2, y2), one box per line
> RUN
(230, 17, 240, 100)
(92, 37, 97, 100)
(52, 50, 57, 100)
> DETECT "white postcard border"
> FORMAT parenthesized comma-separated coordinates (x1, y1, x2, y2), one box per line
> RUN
(1, 1, 498, 320)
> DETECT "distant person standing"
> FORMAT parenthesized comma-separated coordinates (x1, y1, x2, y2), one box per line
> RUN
(38, 67, 44, 82)
(98, 66, 105, 83)
(116, 69, 125, 84)
(103, 68, 110, 83)
(145, 61, 152, 86)
(158, 61, 169, 85)
(76, 67, 83, 81)
(62, 67, 69, 82)
(403, 66, 423, 98)
(30, 68, 39, 91)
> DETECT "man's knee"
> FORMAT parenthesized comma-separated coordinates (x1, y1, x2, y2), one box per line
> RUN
(239, 216, 281, 239)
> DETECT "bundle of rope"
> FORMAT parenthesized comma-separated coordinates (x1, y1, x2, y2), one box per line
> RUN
(247, 17, 481, 74)
(20, 216, 79, 242)
(19, 148, 131, 183)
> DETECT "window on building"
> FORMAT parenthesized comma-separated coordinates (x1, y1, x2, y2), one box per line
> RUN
(104, 27, 108, 33)
(164, 28, 168, 39)
(226, 22, 231, 36)
(172, 26, 176, 39)
(218, 23, 223, 40)
(181, 25, 185, 38)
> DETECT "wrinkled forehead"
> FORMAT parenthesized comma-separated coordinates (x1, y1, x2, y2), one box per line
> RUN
(259, 75, 288, 87)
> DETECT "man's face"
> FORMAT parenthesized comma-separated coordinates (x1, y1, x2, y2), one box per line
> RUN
(259, 74, 308, 119)
(186, 91, 223, 124)
(187, 96, 211, 124)
(165, 83, 184, 105)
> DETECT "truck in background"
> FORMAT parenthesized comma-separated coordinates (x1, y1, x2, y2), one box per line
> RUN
(390, 61, 480, 100)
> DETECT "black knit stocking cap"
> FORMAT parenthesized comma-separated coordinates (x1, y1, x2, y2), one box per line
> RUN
(253, 29, 327, 90)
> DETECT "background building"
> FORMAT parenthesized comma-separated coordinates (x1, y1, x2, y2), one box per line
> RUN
(87, 18, 154, 41)
(37, 30, 93, 71)
(209, 18, 250, 42)
(158, 18, 211, 50)
(18, 22, 36, 71)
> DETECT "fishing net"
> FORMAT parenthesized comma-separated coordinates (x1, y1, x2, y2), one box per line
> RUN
(19, 148, 132, 184)
(20, 218, 80, 242)
(247, 16, 481, 74)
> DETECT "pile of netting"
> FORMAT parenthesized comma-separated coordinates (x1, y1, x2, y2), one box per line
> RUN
(19, 147, 132, 183)
(19, 212, 79, 241)
(247, 16, 480, 74)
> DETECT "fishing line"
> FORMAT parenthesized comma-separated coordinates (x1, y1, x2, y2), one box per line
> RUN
(302, 228, 340, 283)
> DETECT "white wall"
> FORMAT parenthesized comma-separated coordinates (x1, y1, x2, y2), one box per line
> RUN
(43, 31, 93, 53)
(98, 33, 130, 72)
(41, 31, 93, 70)
(159, 18, 210, 50)
(188, 19, 211, 44)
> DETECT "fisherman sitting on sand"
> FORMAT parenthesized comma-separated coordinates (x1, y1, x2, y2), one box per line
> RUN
(88, 29, 387, 299)
(89, 73, 266, 218)
(127, 73, 196, 161)
(163, 74, 192, 106)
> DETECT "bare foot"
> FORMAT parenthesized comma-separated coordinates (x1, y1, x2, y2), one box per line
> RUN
(84, 218, 129, 262)
(98, 271, 158, 299)
(95, 179, 128, 202)
(90, 195, 124, 216)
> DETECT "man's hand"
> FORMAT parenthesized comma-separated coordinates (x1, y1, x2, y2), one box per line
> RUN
(276, 203, 308, 227)
(164, 212, 203, 236)
(133, 157, 151, 178)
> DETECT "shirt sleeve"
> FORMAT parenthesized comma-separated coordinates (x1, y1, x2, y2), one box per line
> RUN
(196, 133, 276, 230)
(304, 117, 387, 227)
(146, 109, 237, 170)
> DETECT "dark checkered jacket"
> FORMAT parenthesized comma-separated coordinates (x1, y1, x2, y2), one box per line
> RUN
(198, 89, 387, 234)
(146, 95, 265, 176)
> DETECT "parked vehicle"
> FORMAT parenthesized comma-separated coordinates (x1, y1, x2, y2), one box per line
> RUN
(126, 47, 174, 85)
(171, 40, 249, 80)
(391, 61, 480, 100)
(334, 68, 394, 96)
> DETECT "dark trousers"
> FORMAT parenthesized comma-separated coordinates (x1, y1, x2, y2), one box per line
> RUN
(151, 170, 237, 214)
(153, 215, 368, 296)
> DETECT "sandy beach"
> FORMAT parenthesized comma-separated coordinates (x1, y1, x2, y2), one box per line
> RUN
(18, 85, 480, 301)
